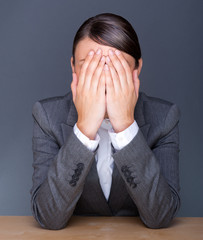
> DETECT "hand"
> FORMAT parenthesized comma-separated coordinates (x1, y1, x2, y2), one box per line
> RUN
(104, 49, 140, 133)
(71, 49, 106, 140)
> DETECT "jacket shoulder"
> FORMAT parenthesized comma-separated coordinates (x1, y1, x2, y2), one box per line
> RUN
(32, 91, 73, 127)
(140, 91, 174, 108)
(38, 91, 72, 109)
(33, 91, 72, 110)
(140, 92, 181, 130)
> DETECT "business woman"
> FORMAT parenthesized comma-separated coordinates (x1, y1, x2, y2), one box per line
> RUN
(31, 13, 181, 230)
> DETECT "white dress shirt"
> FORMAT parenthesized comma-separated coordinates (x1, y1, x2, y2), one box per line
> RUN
(73, 119, 139, 200)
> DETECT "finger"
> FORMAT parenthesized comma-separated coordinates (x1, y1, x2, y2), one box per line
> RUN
(105, 64, 114, 96)
(71, 72, 78, 103)
(106, 56, 114, 68)
(108, 49, 127, 89)
(114, 50, 133, 86)
(107, 63, 121, 93)
(97, 66, 106, 96)
(78, 50, 95, 88)
(133, 69, 140, 98)
(91, 55, 106, 93)
(84, 48, 102, 91)
(106, 55, 121, 92)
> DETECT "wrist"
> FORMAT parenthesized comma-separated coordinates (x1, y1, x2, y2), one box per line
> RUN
(76, 121, 97, 140)
(112, 118, 134, 133)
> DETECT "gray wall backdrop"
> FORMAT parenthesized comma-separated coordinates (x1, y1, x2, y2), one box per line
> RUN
(0, 0, 202, 216)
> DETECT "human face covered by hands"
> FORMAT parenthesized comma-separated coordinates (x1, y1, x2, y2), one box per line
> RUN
(70, 37, 142, 136)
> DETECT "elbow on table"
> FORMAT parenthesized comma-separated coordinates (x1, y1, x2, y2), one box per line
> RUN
(144, 221, 170, 229)
(36, 215, 70, 230)
(33, 208, 71, 230)
(32, 200, 73, 230)
(43, 223, 68, 230)
(141, 199, 180, 229)
(142, 216, 174, 229)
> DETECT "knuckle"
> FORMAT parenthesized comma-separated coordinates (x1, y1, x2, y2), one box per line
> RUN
(90, 59, 99, 69)
(113, 58, 119, 64)
(81, 59, 91, 72)
(86, 62, 98, 75)
(99, 59, 105, 67)
(85, 54, 94, 62)
(76, 86, 80, 94)
(86, 67, 93, 76)
(93, 67, 102, 78)
(122, 87, 129, 95)
(119, 71, 126, 78)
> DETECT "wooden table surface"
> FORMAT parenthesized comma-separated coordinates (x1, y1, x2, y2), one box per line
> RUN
(0, 216, 202, 240)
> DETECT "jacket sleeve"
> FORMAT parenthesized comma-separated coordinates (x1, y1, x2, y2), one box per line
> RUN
(31, 101, 97, 230)
(112, 103, 181, 229)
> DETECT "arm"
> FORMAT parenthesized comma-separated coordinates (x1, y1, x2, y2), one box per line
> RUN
(31, 48, 106, 230)
(31, 101, 97, 230)
(105, 49, 180, 228)
(112, 104, 181, 228)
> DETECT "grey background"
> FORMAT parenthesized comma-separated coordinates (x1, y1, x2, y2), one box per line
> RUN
(0, 0, 202, 216)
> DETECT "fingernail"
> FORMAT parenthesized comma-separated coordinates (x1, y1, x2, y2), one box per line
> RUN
(106, 56, 110, 62)
(104, 64, 109, 70)
(101, 56, 105, 62)
(115, 50, 120, 56)
(109, 49, 114, 56)
(88, 50, 94, 56)
(96, 48, 101, 55)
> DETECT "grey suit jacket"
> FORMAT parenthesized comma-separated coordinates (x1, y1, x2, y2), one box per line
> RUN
(31, 91, 181, 230)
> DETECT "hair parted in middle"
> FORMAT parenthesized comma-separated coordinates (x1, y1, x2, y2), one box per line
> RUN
(72, 13, 142, 69)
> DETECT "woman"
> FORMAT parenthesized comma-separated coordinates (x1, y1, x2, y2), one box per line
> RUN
(31, 13, 181, 230)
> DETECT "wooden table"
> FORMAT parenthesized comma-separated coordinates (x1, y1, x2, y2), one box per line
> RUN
(0, 216, 202, 240)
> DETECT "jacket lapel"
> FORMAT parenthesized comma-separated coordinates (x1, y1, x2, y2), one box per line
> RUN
(134, 93, 150, 140)
(61, 99, 78, 143)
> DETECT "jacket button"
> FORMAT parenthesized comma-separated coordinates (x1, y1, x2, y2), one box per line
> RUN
(74, 168, 82, 176)
(121, 165, 128, 173)
(126, 176, 133, 184)
(132, 183, 137, 188)
(124, 170, 131, 177)
(72, 174, 79, 181)
(77, 163, 84, 170)
(69, 179, 76, 187)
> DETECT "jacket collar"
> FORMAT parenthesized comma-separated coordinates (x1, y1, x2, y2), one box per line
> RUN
(65, 98, 78, 127)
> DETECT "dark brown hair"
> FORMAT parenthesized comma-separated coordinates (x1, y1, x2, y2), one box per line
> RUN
(72, 13, 142, 68)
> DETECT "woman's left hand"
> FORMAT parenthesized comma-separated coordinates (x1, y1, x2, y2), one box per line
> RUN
(104, 49, 140, 133)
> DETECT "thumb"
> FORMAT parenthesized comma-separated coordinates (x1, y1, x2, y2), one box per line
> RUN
(71, 72, 78, 103)
(133, 69, 140, 98)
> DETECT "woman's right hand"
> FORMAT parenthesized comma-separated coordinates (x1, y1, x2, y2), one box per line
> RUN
(71, 49, 106, 140)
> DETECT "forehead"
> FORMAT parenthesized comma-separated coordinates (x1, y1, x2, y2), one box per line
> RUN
(74, 37, 135, 65)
